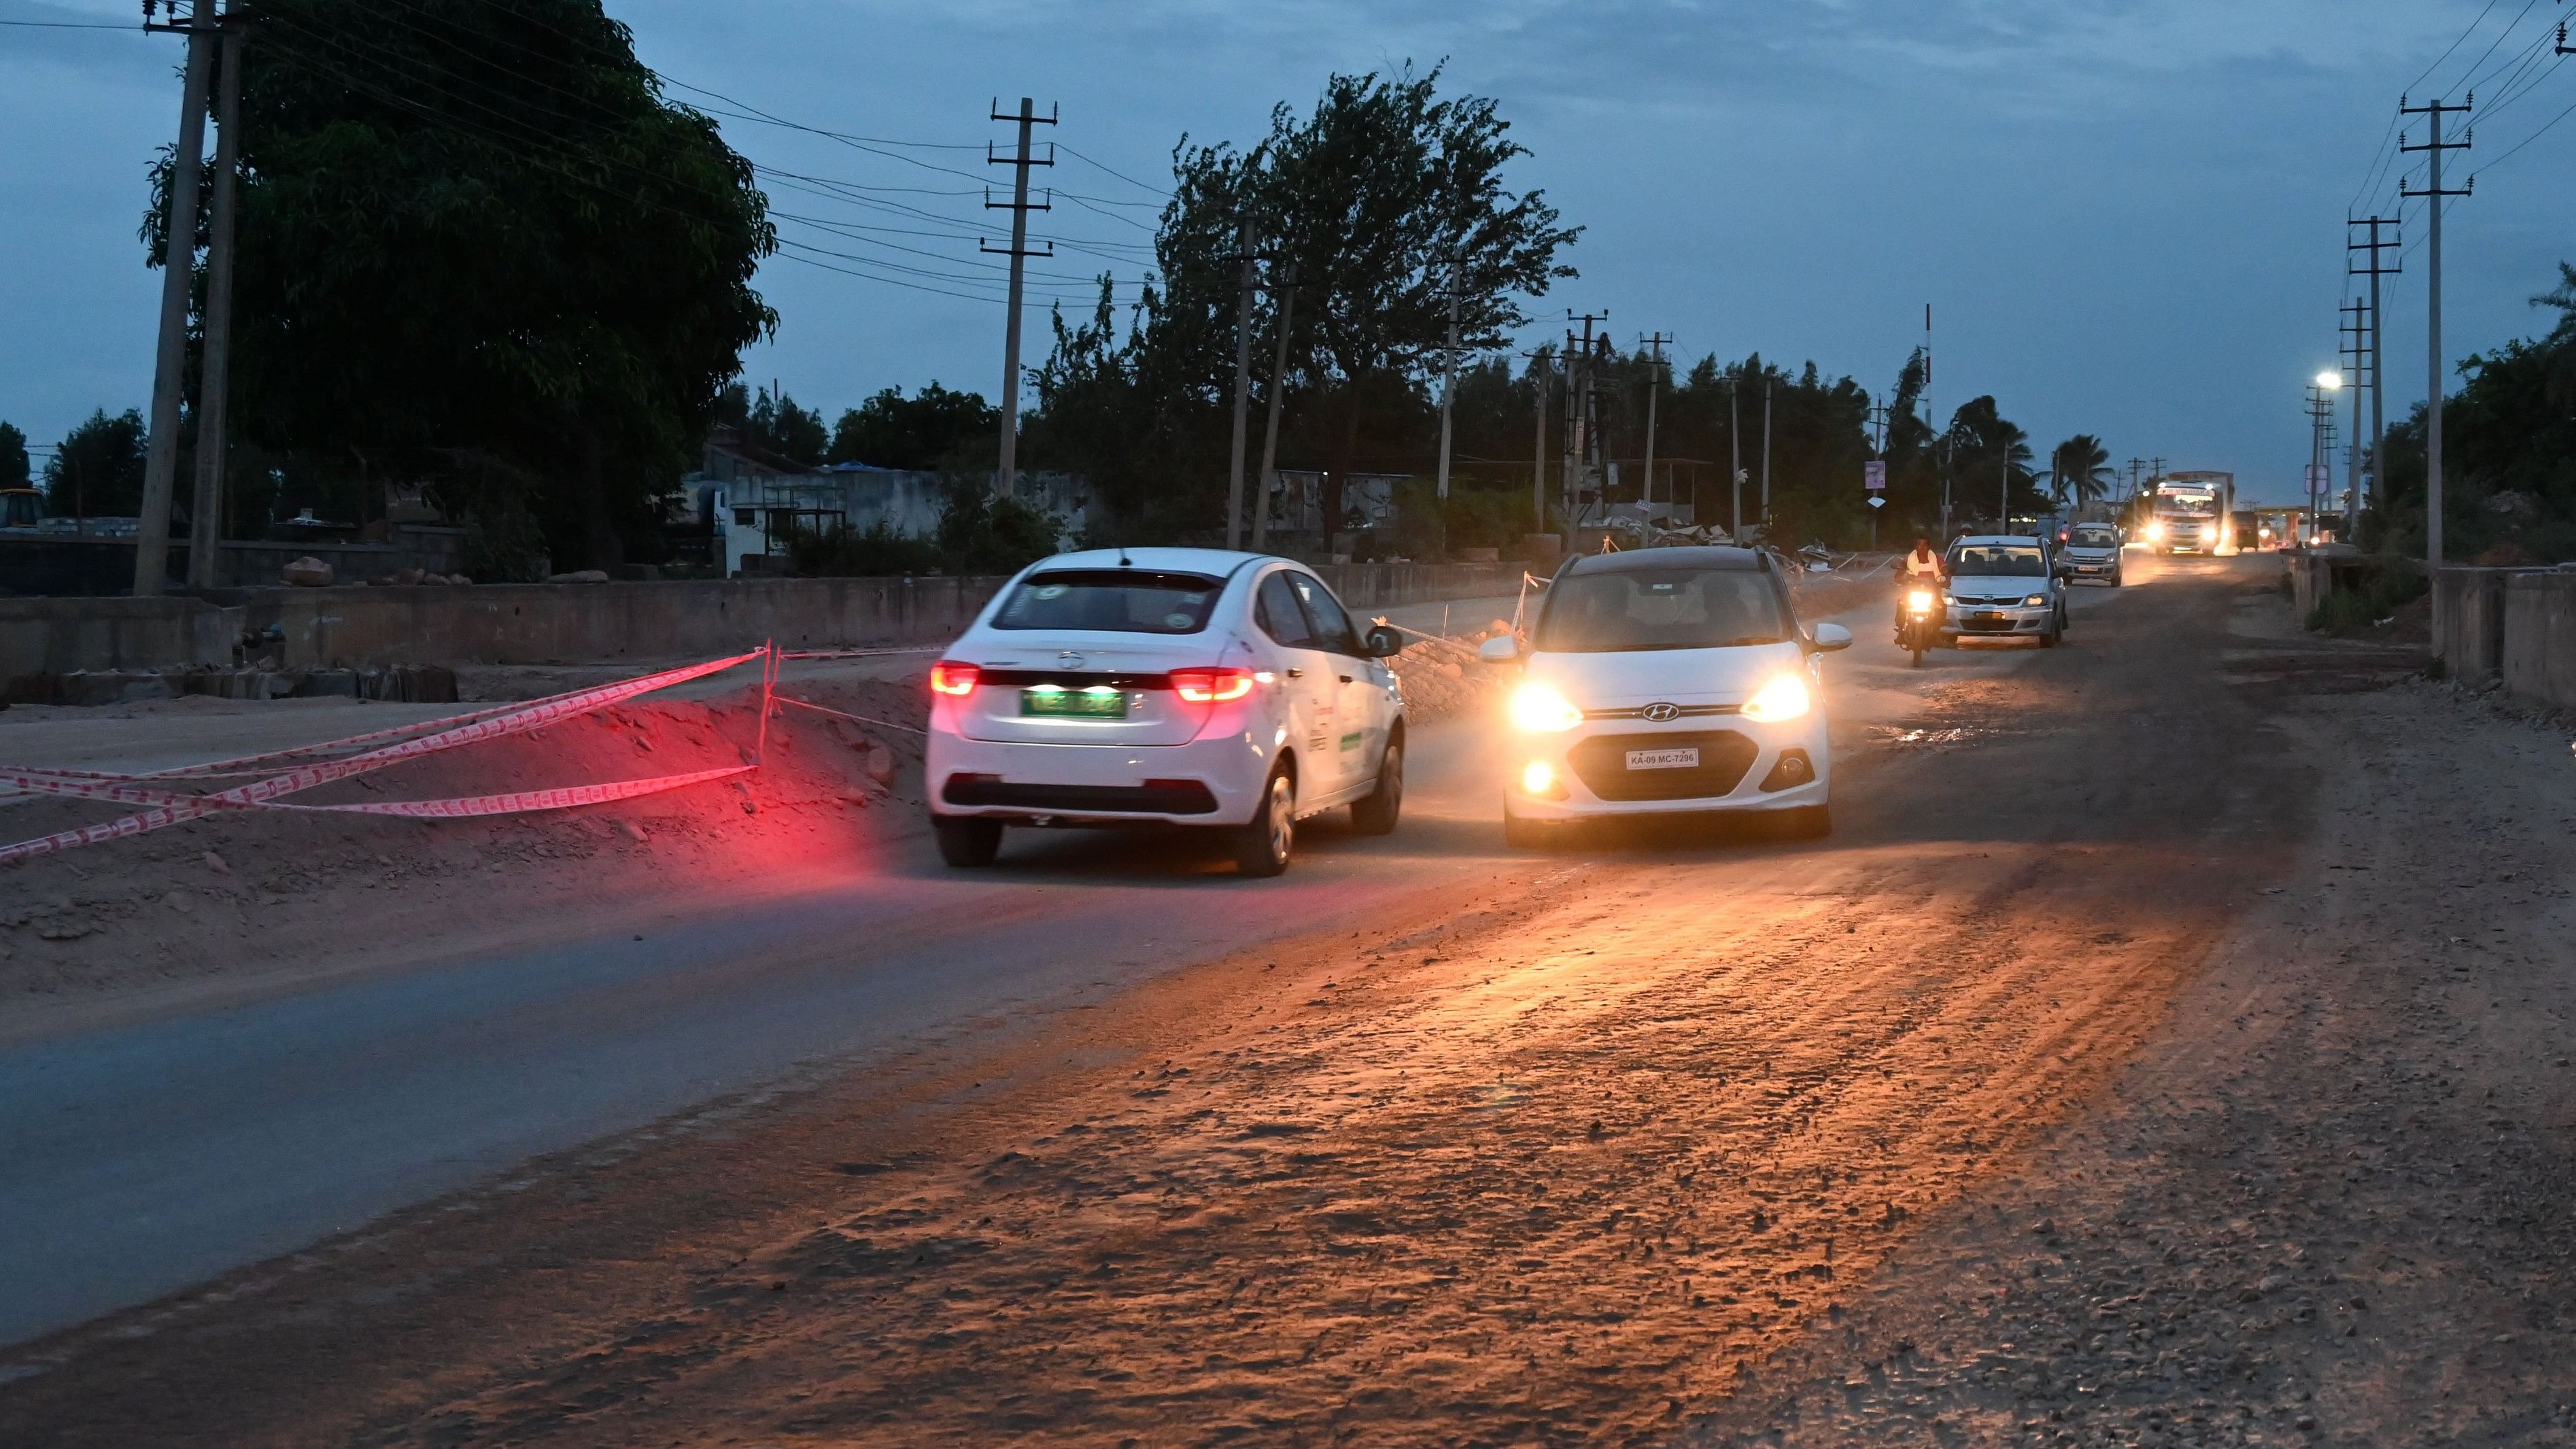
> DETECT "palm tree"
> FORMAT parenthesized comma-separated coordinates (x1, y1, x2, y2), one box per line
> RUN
(2050, 434, 2116, 508)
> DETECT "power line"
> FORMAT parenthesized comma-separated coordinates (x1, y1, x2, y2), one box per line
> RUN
(1054, 142, 1171, 197)
(2409, 0, 2507, 96)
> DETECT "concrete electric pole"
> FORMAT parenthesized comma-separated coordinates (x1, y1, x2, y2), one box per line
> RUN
(1435, 258, 1461, 507)
(2340, 299, 2369, 530)
(135, 0, 216, 597)
(185, 7, 243, 590)
(1639, 333, 1670, 537)
(1250, 267, 1296, 555)
(982, 97, 1057, 501)
(1760, 375, 1774, 529)
(1224, 217, 1256, 549)
(1564, 311, 1604, 547)
(1522, 343, 1551, 539)
(2348, 216, 2399, 513)
(2400, 95, 2471, 602)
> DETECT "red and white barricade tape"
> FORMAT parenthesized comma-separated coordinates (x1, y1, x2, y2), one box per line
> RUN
(0, 649, 772, 865)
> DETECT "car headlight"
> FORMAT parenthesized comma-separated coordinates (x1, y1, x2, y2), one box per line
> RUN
(1739, 674, 1810, 723)
(2023, 594, 2048, 607)
(1508, 682, 1583, 732)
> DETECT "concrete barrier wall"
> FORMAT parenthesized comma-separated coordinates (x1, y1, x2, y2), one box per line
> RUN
(0, 596, 245, 677)
(2433, 568, 2517, 685)
(2500, 570, 2576, 711)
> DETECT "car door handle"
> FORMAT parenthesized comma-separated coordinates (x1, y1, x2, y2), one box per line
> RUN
(1284, 668, 1304, 678)
(1337, 674, 1354, 683)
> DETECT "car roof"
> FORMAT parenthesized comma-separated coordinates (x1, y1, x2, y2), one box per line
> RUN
(1025, 547, 1271, 577)
(1564, 544, 1765, 575)
(1951, 535, 2045, 547)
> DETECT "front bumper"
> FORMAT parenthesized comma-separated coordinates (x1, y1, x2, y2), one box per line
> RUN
(2062, 555, 2120, 578)
(1945, 602, 2053, 637)
(1505, 713, 1829, 822)
(926, 728, 1275, 827)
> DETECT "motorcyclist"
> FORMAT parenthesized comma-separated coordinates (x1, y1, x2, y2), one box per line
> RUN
(1894, 536, 1946, 628)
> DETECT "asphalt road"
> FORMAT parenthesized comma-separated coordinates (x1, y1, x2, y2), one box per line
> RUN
(0, 556, 2143, 1352)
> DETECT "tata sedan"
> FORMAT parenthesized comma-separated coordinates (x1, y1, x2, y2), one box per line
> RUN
(1478, 546, 1851, 845)
(925, 548, 1406, 876)
(1941, 536, 2070, 646)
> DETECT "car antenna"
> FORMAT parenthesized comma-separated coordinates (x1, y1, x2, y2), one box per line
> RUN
(1118, 543, 1133, 568)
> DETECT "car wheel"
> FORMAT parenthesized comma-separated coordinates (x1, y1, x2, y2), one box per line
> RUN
(2110, 571, 2124, 587)
(932, 815, 1003, 868)
(1349, 735, 1403, 836)
(1231, 763, 1295, 877)
(1502, 808, 1557, 851)
(1786, 804, 1833, 840)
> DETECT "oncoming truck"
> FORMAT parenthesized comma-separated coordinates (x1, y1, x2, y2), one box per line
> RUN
(2143, 472, 2235, 555)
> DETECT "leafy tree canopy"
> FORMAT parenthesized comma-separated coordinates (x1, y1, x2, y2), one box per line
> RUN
(717, 384, 828, 467)
(155, 0, 776, 567)
(0, 422, 29, 490)
(829, 382, 997, 471)
(42, 409, 150, 517)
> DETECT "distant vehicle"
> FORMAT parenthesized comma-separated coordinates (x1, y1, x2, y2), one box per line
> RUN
(2059, 522, 2124, 586)
(1479, 545, 1849, 845)
(1, 488, 41, 530)
(1941, 534, 2070, 645)
(924, 548, 1407, 876)
(2144, 475, 2235, 554)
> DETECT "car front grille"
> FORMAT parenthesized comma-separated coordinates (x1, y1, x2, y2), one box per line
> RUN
(1567, 730, 1759, 802)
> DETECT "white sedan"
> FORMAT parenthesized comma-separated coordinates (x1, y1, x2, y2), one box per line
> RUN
(925, 548, 1407, 876)
(1479, 545, 1849, 844)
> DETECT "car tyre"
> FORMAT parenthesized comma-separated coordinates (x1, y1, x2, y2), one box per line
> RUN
(1502, 808, 1558, 851)
(1231, 763, 1295, 877)
(932, 815, 1003, 868)
(1349, 735, 1403, 836)
(1787, 804, 1833, 840)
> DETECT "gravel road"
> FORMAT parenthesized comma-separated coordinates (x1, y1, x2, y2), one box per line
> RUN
(6, 553, 2561, 1448)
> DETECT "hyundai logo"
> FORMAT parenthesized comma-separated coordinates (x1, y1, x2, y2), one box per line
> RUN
(1641, 702, 1682, 722)
(1057, 651, 1086, 669)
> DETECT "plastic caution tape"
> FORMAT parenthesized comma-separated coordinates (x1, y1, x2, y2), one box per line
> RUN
(0, 649, 769, 865)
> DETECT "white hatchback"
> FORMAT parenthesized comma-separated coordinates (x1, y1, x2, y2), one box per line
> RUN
(925, 548, 1407, 876)
(1479, 546, 1850, 845)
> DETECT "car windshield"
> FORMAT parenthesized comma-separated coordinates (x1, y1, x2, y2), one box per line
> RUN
(2070, 527, 2117, 548)
(991, 570, 1222, 634)
(1534, 567, 1790, 653)
(2159, 494, 2216, 516)
(1948, 545, 2046, 577)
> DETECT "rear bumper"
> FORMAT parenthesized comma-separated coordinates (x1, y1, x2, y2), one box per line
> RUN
(926, 729, 1273, 826)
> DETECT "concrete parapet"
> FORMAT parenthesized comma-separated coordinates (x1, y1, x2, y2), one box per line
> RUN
(0, 596, 245, 677)
(2500, 570, 2576, 712)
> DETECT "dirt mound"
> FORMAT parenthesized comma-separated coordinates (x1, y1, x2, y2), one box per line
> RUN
(0, 677, 930, 1030)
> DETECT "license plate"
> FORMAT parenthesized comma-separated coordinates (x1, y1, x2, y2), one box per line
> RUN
(1972, 611, 2006, 623)
(2076, 564, 2103, 572)
(1625, 747, 1699, 771)
(1020, 686, 1127, 718)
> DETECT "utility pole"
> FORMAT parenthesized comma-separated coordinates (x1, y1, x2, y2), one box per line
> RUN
(1223, 216, 1256, 549)
(1522, 343, 1552, 538)
(1639, 333, 1670, 537)
(2348, 216, 2399, 512)
(1729, 381, 1743, 543)
(2401, 95, 2471, 602)
(1564, 311, 1604, 547)
(1760, 375, 1774, 528)
(982, 97, 1057, 501)
(2340, 299, 2369, 530)
(188, 5, 244, 590)
(1436, 258, 1461, 505)
(135, 0, 216, 597)
(1250, 267, 1296, 554)
(2305, 382, 2331, 544)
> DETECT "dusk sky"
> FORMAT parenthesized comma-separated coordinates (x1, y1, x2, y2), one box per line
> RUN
(5, 0, 2572, 506)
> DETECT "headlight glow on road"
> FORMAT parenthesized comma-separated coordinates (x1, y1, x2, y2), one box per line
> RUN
(1739, 674, 1810, 723)
(1509, 683, 1583, 732)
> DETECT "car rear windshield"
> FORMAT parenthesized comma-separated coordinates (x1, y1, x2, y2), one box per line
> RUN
(2070, 527, 2118, 547)
(1948, 545, 2046, 577)
(991, 570, 1222, 634)
(1534, 567, 1790, 653)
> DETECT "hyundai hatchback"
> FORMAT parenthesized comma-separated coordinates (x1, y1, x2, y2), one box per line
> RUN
(925, 548, 1406, 876)
(1478, 546, 1850, 844)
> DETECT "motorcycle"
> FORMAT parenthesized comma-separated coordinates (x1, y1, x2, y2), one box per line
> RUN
(1897, 586, 1941, 667)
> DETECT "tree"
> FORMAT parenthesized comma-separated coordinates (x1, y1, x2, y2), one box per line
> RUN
(1943, 396, 2038, 524)
(829, 382, 998, 470)
(2049, 434, 2116, 508)
(0, 422, 28, 490)
(156, 0, 776, 568)
(715, 384, 826, 466)
(43, 410, 150, 517)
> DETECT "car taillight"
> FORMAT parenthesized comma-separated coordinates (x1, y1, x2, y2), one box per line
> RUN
(1169, 666, 1254, 703)
(929, 660, 979, 696)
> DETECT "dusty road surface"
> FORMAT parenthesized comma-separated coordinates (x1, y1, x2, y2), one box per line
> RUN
(4, 552, 2565, 1448)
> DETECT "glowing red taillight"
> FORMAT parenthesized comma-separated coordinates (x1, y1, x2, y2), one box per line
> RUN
(929, 660, 980, 696)
(1169, 666, 1254, 704)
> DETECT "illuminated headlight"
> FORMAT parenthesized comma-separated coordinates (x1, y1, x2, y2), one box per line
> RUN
(1520, 760, 1556, 795)
(1508, 682, 1583, 732)
(1739, 674, 1811, 723)
(1906, 588, 1937, 614)
(2023, 594, 2048, 607)
(2145, 522, 2167, 541)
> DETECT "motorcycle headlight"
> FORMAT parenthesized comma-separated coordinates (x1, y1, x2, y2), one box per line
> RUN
(1906, 588, 1936, 614)
(1740, 674, 1811, 723)
(1508, 682, 1584, 732)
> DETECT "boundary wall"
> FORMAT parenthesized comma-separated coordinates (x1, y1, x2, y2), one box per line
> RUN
(2433, 566, 2576, 711)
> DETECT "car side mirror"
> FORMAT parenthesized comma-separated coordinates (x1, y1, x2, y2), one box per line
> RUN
(1361, 624, 1404, 658)
(1808, 622, 1853, 652)
(1476, 634, 1523, 663)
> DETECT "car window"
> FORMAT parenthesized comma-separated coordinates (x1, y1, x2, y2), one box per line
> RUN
(1254, 573, 1320, 649)
(1285, 573, 1359, 654)
(1533, 567, 1791, 653)
(991, 570, 1222, 634)
(1947, 545, 2046, 577)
